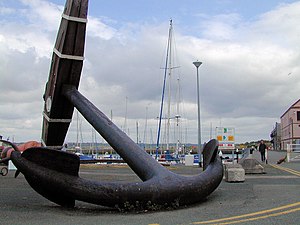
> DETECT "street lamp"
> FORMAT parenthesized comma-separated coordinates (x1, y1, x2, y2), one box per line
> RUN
(193, 60, 202, 167)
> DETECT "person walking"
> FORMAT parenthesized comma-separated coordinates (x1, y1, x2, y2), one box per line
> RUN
(258, 140, 267, 162)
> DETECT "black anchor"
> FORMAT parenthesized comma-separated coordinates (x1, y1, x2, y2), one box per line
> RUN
(1, 0, 223, 209)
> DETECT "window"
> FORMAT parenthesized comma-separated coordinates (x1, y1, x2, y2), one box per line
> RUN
(297, 111, 300, 121)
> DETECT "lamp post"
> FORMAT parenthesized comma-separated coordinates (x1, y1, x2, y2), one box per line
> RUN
(193, 60, 202, 167)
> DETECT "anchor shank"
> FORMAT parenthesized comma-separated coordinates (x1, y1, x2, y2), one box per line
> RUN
(62, 85, 169, 181)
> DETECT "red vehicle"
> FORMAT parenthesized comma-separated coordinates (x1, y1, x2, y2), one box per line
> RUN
(0, 140, 41, 176)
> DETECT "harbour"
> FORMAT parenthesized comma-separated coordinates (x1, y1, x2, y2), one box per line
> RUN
(1, 0, 300, 224)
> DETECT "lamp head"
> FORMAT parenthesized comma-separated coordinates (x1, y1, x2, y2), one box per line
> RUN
(193, 60, 202, 68)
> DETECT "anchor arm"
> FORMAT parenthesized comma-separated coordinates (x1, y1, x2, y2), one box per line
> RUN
(62, 85, 170, 181)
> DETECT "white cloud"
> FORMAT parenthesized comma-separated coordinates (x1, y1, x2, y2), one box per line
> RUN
(20, 0, 63, 31)
(250, 2, 300, 47)
(87, 16, 118, 40)
(0, 6, 15, 15)
(200, 13, 242, 41)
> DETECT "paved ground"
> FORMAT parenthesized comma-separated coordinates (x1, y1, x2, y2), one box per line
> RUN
(1, 150, 300, 225)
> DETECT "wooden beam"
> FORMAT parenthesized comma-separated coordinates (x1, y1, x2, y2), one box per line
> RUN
(41, 0, 89, 148)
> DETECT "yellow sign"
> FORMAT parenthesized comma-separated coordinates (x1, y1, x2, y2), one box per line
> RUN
(215, 127, 235, 143)
(228, 136, 234, 141)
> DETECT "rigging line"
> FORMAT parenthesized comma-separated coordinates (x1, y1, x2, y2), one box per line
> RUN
(173, 29, 181, 73)
(156, 19, 172, 159)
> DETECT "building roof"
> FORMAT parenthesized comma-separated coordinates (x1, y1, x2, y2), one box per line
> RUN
(280, 99, 300, 118)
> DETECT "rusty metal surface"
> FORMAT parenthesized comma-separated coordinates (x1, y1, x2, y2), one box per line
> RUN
(11, 139, 223, 209)
(62, 85, 170, 181)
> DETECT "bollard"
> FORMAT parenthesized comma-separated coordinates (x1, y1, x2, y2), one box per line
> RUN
(287, 144, 291, 162)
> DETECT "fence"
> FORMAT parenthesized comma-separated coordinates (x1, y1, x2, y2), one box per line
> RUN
(286, 144, 300, 162)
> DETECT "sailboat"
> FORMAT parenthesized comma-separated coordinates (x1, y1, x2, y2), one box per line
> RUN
(156, 20, 183, 162)
(74, 110, 95, 161)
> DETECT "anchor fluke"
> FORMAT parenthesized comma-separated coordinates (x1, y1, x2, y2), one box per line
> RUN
(11, 148, 80, 208)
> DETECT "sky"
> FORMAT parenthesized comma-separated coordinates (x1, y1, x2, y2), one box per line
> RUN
(0, 0, 300, 146)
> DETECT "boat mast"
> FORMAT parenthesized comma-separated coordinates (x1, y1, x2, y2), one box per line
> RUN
(143, 106, 149, 150)
(76, 110, 83, 153)
(175, 77, 181, 155)
(156, 19, 173, 159)
(123, 96, 128, 134)
(76, 110, 79, 147)
(166, 20, 173, 152)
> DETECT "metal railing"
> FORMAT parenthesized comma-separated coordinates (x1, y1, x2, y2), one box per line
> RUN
(286, 144, 300, 162)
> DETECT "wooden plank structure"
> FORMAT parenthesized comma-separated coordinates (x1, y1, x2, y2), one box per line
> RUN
(41, 0, 88, 148)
